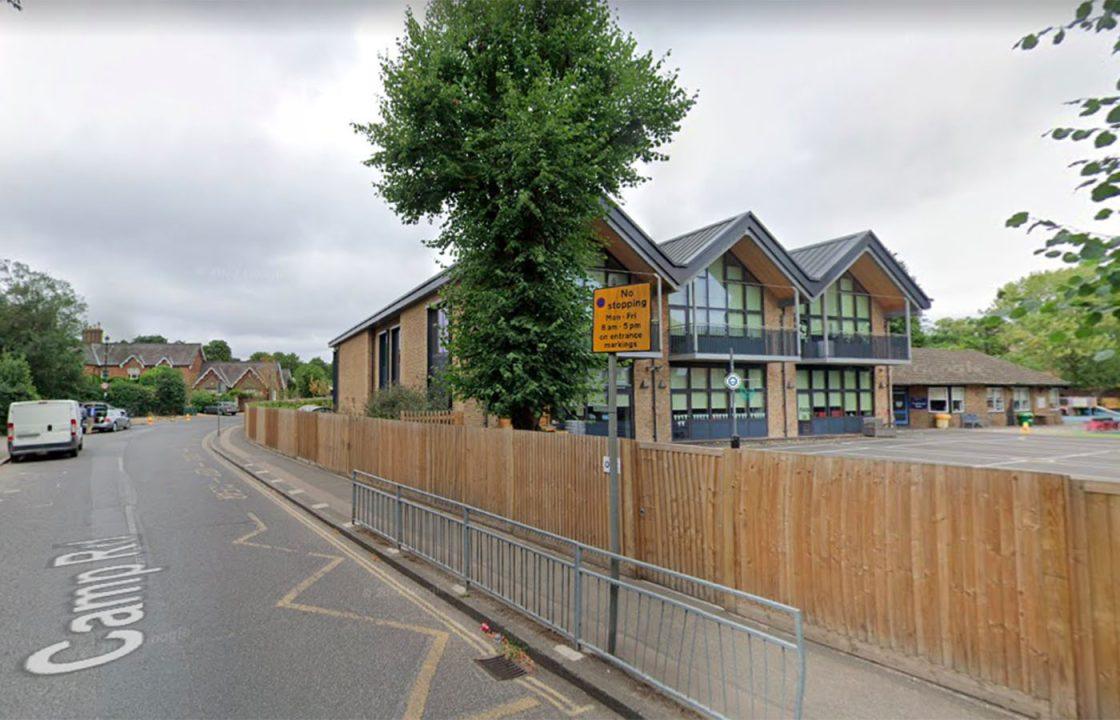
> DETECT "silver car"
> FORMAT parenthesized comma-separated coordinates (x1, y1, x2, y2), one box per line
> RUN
(92, 408, 131, 432)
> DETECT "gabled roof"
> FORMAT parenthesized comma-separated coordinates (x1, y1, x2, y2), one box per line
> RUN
(83, 342, 203, 367)
(657, 211, 816, 295)
(787, 230, 932, 309)
(893, 348, 1067, 386)
(194, 361, 285, 390)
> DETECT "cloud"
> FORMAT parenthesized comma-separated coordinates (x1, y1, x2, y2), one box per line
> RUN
(1, 0, 1114, 362)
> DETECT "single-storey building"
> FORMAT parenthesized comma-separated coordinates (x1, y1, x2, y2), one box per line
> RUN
(890, 348, 1067, 428)
(329, 201, 935, 443)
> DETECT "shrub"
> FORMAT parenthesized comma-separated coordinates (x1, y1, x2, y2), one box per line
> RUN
(107, 379, 156, 417)
(138, 366, 187, 415)
(254, 397, 331, 410)
(190, 390, 218, 409)
(365, 385, 435, 419)
(0, 352, 39, 421)
(293, 363, 330, 397)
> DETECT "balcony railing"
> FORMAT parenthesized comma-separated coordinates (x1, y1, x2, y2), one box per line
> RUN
(669, 324, 799, 357)
(800, 333, 910, 361)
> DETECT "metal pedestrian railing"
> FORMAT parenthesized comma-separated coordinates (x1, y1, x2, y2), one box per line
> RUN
(351, 470, 806, 719)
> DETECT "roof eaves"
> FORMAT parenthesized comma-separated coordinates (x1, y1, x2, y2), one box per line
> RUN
(329, 269, 451, 348)
(601, 201, 684, 287)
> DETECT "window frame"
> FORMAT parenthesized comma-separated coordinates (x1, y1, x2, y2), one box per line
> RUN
(928, 386, 949, 413)
(1012, 386, 1030, 412)
(669, 254, 764, 337)
(986, 386, 1005, 413)
(800, 273, 873, 339)
(795, 366, 874, 420)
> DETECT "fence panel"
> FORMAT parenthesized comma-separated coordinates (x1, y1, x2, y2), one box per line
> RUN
(245, 408, 1113, 719)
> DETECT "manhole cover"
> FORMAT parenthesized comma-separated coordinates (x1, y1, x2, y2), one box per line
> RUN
(474, 655, 527, 681)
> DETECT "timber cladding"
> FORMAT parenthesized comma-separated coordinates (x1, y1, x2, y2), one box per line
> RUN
(247, 406, 1115, 719)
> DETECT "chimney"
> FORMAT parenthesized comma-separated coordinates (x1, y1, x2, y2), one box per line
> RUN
(82, 325, 104, 345)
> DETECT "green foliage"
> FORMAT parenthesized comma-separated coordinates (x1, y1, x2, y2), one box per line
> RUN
(76, 373, 104, 402)
(138, 366, 187, 415)
(1008, 1, 1120, 337)
(365, 384, 445, 419)
(270, 352, 301, 373)
(203, 339, 232, 361)
(293, 363, 330, 397)
(248, 351, 273, 362)
(356, 0, 694, 428)
(921, 269, 1120, 389)
(0, 259, 87, 400)
(0, 352, 39, 422)
(131, 334, 168, 343)
(190, 390, 219, 409)
(108, 379, 156, 417)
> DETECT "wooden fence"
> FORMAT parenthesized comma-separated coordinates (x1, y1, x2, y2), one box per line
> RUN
(246, 407, 1117, 718)
(399, 410, 464, 425)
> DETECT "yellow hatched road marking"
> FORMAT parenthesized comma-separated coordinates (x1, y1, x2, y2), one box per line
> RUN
(459, 696, 540, 720)
(206, 431, 595, 717)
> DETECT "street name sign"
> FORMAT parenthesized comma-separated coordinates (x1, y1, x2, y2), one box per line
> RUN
(592, 283, 652, 353)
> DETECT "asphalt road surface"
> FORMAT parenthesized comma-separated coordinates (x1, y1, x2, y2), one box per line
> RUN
(0, 418, 602, 719)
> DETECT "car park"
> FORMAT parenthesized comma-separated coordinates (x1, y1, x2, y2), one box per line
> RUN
(7, 400, 84, 461)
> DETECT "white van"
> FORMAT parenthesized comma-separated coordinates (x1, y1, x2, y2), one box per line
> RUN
(6, 400, 84, 461)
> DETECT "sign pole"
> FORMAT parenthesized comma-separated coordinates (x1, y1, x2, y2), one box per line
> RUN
(729, 347, 740, 449)
(607, 351, 620, 655)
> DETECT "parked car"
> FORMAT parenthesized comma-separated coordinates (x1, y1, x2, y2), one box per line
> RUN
(91, 408, 131, 432)
(203, 401, 238, 416)
(1061, 406, 1120, 424)
(298, 404, 331, 413)
(7, 400, 84, 460)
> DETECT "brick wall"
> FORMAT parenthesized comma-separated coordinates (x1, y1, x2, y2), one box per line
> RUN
(336, 331, 372, 415)
(399, 302, 429, 390)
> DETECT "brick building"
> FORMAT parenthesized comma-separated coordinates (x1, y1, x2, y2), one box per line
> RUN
(329, 204, 933, 442)
(81, 326, 286, 402)
(890, 348, 1067, 428)
(82, 326, 205, 385)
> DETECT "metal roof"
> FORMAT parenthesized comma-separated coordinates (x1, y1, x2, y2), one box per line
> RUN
(659, 214, 744, 265)
(787, 232, 866, 280)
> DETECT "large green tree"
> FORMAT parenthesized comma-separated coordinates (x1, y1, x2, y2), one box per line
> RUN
(1007, 1, 1120, 358)
(138, 366, 187, 415)
(203, 339, 232, 361)
(132, 334, 168, 343)
(356, 0, 694, 428)
(0, 260, 86, 399)
(0, 352, 38, 422)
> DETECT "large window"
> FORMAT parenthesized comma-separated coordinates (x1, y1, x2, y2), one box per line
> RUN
(1049, 388, 1060, 408)
(986, 387, 1005, 412)
(669, 254, 763, 337)
(427, 307, 448, 377)
(586, 253, 630, 290)
(801, 273, 872, 339)
(926, 386, 963, 413)
(796, 367, 873, 421)
(1012, 386, 1030, 411)
(378, 327, 401, 388)
(671, 365, 765, 439)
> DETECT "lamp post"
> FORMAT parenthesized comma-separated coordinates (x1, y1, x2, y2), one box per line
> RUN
(101, 334, 110, 401)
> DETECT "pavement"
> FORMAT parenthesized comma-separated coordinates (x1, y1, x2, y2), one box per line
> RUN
(762, 427, 1120, 482)
(222, 423, 1022, 720)
(0, 416, 610, 719)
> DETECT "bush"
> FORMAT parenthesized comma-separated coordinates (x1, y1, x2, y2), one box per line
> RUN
(76, 373, 104, 403)
(0, 352, 39, 421)
(190, 390, 218, 409)
(365, 385, 442, 419)
(107, 379, 156, 417)
(293, 363, 330, 397)
(138, 366, 187, 415)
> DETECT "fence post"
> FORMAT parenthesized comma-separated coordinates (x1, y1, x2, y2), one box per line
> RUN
(394, 484, 403, 549)
(572, 545, 583, 650)
(351, 471, 357, 526)
(462, 507, 471, 587)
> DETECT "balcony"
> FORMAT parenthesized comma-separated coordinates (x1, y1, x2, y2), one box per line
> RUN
(669, 324, 799, 359)
(800, 333, 910, 362)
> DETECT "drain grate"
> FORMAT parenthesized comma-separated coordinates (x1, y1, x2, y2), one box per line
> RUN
(474, 655, 527, 681)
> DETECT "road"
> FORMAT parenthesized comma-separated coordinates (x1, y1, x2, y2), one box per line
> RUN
(0, 418, 602, 719)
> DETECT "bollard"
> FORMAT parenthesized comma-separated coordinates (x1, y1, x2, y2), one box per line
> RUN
(147, 415, 154, 425)
(1021, 421, 1031, 434)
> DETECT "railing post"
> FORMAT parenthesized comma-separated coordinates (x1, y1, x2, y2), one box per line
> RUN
(462, 507, 471, 586)
(572, 545, 583, 650)
(351, 471, 357, 525)
(795, 610, 806, 720)
(394, 484, 403, 549)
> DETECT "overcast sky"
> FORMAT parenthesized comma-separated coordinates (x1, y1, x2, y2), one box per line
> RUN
(2, 1, 1114, 361)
